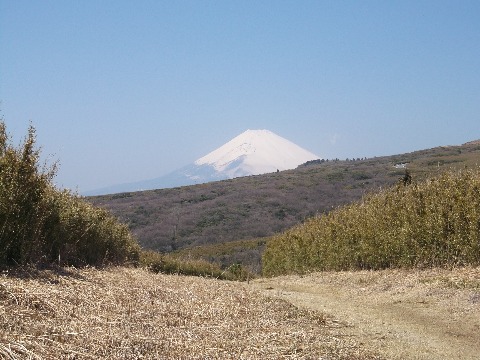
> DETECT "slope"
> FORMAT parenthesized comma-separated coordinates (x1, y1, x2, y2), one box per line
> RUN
(0, 267, 381, 359)
(253, 267, 480, 360)
(89, 140, 480, 272)
(2, 266, 479, 359)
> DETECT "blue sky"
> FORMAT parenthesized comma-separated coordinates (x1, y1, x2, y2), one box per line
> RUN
(1, 1, 479, 193)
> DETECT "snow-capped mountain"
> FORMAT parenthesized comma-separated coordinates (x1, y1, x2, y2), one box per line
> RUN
(195, 129, 319, 177)
(85, 129, 320, 196)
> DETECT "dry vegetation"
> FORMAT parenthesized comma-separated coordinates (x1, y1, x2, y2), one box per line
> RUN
(0, 267, 381, 359)
(0, 121, 140, 268)
(2, 120, 479, 359)
(264, 168, 480, 275)
(253, 267, 480, 360)
(89, 140, 480, 272)
(171, 238, 268, 274)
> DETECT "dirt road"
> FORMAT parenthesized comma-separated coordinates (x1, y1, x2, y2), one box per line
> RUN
(251, 267, 480, 360)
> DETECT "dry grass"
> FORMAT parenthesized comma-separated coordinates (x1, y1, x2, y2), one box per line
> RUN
(253, 267, 480, 360)
(264, 168, 480, 275)
(0, 267, 381, 359)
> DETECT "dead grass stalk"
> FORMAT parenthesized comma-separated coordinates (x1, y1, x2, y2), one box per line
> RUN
(0, 267, 380, 359)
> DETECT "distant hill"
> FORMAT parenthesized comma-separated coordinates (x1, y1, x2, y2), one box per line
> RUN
(89, 139, 480, 272)
(85, 129, 319, 195)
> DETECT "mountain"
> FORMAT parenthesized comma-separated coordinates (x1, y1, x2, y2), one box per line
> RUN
(85, 129, 320, 195)
(195, 129, 320, 177)
(89, 138, 480, 271)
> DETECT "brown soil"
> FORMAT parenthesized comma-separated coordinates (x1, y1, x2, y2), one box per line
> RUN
(251, 267, 480, 360)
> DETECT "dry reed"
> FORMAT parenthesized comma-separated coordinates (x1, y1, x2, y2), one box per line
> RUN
(264, 168, 480, 275)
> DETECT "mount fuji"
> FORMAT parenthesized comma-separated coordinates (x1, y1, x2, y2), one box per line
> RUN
(86, 129, 320, 195)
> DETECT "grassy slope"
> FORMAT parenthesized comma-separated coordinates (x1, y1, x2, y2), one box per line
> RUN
(262, 167, 480, 275)
(2, 266, 479, 359)
(89, 140, 480, 272)
(0, 267, 380, 360)
(253, 267, 480, 360)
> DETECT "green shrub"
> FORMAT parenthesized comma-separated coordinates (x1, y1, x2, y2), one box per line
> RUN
(140, 250, 252, 281)
(0, 120, 140, 267)
(263, 168, 480, 276)
(45, 189, 140, 266)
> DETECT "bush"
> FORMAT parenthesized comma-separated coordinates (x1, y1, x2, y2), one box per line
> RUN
(140, 250, 252, 281)
(263, 168, 480, 276)
(0, 120, 140, 267)
(45, 189, 140, 266)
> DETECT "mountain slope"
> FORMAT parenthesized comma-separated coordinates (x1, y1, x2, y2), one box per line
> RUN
(85, 129, 319, 195)
(89, 140, 480, 272)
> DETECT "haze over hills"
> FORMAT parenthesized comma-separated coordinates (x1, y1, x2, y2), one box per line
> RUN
(85, 129, 320, 195)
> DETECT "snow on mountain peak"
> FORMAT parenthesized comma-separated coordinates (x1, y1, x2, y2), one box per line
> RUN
(194, 129, 320, 178)
(84, 129, 320, 195)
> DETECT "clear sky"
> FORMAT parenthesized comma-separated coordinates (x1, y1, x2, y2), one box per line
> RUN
(1, 1, 479, 193)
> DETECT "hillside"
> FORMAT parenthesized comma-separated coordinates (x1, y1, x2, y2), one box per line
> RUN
(89, 140, 480, 272)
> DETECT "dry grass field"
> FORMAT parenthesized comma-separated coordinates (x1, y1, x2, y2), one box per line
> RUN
(254, 267, 480, 360)
(1, 266, 479, 359)
(0, 267, 380, 359)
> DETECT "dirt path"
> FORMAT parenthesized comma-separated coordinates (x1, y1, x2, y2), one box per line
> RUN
(250, 268, 480, 360)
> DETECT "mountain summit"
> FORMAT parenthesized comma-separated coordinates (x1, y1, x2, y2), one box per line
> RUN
(195, 129, 319, 178)
(86, 129, 319, 195)
(153, 129, 320, 189)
